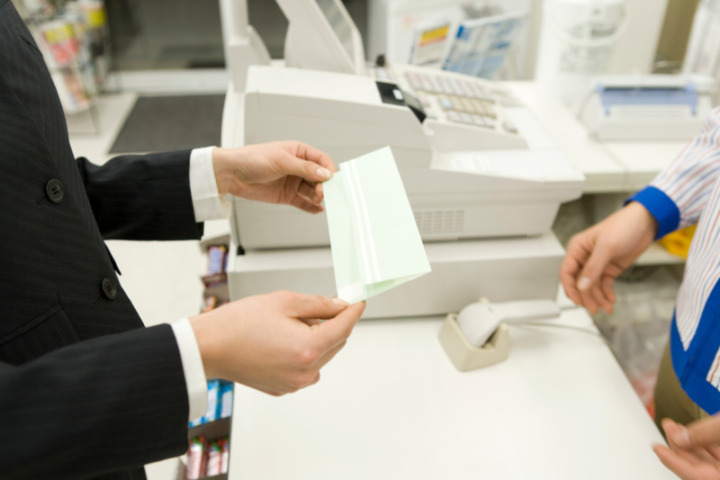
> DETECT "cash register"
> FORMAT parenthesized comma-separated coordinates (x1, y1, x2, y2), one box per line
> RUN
(218, 7, 675, 479)
(222, 0, 586, 318)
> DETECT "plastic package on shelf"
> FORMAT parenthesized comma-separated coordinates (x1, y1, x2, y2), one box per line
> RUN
(185, 434, 230, 480)
(658, 225, 697, 259)
(189, 379, 234, 428)
(22, 0, 110, 114)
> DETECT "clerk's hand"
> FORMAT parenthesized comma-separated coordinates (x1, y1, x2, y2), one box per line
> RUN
(560, 201, 657, 314)
(653, 416, 720, 480)
(189, 291, 365, 396)
(212, 141, 336, 213)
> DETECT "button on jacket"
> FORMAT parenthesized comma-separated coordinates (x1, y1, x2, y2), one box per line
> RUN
(0, 2, 205, 478)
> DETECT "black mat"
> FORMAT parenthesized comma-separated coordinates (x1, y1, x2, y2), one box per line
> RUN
(110, 94, 225, 153)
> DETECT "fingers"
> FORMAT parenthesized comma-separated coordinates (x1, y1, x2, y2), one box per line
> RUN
(289, 154, 333, 183)
(310, 341, 347, 373)
(600, 275, 617, 307)
(292, 301, 364, 370)
(580, 284, 602, 315)
(560, 235, 592, 307)
(301, 318, 322, 327)
(290, 369, 323, 393)
(289, 194, 324, 214)
(280, 291, 350, 320)
(292, 141, 336, 173)
(559, 255, 584, 307)
(706, 444, 720, 462)
(291, 326, 352, 392)
(674, 415, 720, 449)
(297, 180, 322, 204)
(313, 302, 365, 351)
(562, 232, 619, 314)
(661, 418, 720, 471)
(290, 180, 325, 212)
(274, 145, 335, 184)
(575, 280, 613, 315)
(653, 444, 706, 480)
(665, 418, 692, 449)
(576, 242, 613, 295)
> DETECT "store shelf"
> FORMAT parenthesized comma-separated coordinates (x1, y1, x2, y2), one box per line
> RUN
(635, 243, 685, 266)
(188, 417, 231, 442)
(200, 233, 231, 253)
(183, 237, 233, 480)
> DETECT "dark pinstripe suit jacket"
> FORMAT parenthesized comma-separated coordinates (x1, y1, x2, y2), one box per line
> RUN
(1, 2, 204, 478)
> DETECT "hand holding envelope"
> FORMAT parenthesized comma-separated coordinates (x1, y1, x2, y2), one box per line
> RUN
(323, 147, 431, 304)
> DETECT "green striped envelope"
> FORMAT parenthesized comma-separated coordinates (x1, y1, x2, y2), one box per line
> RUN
(323, 147, 431, 303)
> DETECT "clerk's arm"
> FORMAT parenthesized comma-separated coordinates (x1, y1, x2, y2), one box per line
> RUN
(561, 106, 720, 314)
(77, 149, 201, 241)
(0, 296, 364, 479)
(78, 140, 335, 241)
(189, 292, 364, 396)
(560, 202, 657, 314)
(0, 325, 190, 479)
(173, 140, 345, 410)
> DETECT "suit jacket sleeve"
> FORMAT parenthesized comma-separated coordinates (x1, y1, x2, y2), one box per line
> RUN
(0, 324, 190, 480)
(0, 3, 197, 478)
(76, 152, 205, 241)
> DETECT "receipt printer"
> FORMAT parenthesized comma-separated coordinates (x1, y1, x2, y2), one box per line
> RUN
(578, 74, 717, 141)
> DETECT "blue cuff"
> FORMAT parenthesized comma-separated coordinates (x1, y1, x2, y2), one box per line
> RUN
(626, 186, 680, 239)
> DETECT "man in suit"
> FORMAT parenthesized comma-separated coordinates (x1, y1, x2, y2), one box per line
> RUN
(0, 1, 365, 478)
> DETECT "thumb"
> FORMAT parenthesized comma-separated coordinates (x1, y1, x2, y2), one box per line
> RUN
(284, 292, 348, 320)
(576, 243, 613, 292)
(314, 302, 365, 349)
(276, 151, 333, 183)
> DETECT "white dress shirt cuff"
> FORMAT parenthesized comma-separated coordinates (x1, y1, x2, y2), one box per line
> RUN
(171, 318, 208, 423)
(189, 146, 232, 222)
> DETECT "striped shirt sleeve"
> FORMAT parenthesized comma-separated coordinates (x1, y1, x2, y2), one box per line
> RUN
(630, 106, 720, 238)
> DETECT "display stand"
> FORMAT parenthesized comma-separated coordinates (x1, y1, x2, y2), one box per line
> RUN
(20, 0, 111, 134)
(183, 234, 233, 480)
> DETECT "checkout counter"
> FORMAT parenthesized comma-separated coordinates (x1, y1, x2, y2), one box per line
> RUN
(228, 310, 674, 479)
(217, 0, 680, 477)
(219, 79, 677, 480)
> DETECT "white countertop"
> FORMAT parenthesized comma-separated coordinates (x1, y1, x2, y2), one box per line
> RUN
(229, 308, 675, 480)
